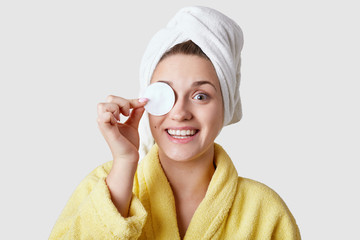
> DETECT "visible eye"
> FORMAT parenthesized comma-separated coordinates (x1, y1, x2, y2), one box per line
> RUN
(193, 93, 209, 101)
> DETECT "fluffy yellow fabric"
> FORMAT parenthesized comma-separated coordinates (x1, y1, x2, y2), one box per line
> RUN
(50, 143, 301, 239)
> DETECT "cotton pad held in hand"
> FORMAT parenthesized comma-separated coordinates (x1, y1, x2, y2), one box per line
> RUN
(143, 82, 175, 116)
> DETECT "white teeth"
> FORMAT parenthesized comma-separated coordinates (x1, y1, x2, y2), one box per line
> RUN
(167, 129, 197, 137)
(172, 136, 189, 139)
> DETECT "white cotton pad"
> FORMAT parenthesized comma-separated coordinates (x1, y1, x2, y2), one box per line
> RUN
(143, 82, 175, 116)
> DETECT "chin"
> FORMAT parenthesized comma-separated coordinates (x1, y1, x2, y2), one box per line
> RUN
(158, 142, 212, 163)
(167, 151, 197, 162)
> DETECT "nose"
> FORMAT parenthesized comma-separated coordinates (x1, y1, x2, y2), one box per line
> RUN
(168, 96, 192, 121)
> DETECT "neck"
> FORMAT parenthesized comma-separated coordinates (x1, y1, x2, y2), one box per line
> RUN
(158, 144, 216, 201)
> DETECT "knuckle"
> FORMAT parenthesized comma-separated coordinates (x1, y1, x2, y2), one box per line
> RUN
(106, 95, 115, 102)
(103, 111, 111, 118)
(124, 102, 130, 109)
(97, 103, 105, 112)
(97, 111, 109, 121)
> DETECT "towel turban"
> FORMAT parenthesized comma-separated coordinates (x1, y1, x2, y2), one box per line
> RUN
(138, 6, 244, 159)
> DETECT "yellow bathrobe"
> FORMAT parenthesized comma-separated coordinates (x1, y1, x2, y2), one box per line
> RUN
(50, 144, 301, 239)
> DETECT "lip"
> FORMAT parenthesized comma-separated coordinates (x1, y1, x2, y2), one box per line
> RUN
(165, 126, 198, 130)
(165, 126, 199, 144)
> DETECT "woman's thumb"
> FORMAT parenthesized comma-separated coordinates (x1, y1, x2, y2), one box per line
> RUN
(125, 107, 145, 129)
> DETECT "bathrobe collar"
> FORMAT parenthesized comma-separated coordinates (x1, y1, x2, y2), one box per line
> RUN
(140, 143, 239, 240)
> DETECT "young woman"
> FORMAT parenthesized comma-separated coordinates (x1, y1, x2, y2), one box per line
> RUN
(50, 6, 301, 240)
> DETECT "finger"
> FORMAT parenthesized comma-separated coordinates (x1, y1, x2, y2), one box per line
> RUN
(97, 102, 133, 120)
(106, 95, 148, 110)
(97, 112, 128, 145)
(97, 103, 121, 120)
(98, 111, 118, 126)
(125, 107, 145, 129)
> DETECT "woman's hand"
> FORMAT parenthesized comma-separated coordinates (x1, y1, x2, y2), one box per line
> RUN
(97, 95, 148, 217)
(97, 95, 148, 163)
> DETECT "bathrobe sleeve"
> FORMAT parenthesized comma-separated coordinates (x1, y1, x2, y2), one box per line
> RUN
(49, 163, 148, 240)
(230, 178, 301, 239)
(266, 188, 301, 240)
(271, 209, 301, 240)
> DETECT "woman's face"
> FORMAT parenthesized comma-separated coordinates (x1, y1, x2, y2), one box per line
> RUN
(149, 54, 224, 162)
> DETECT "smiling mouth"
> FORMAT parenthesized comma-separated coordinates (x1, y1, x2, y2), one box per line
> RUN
(166, 129, 199, 139)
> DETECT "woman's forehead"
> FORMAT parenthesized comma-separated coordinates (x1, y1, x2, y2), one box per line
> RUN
(150, 54, 220, 89)
(156, 80, 218, 93)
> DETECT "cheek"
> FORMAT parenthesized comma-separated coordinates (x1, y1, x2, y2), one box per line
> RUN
(211, 97, 224, 124)
(213, 100, 224, 133)
(149, 117, 155, 130)
(199, 101, 223, 128)
(148, 115, 163, 136)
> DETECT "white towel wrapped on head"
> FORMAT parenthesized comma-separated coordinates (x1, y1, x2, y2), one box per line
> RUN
(138, 6, 244, 159)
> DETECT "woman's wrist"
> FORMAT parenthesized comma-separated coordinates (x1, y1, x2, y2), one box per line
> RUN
(107, 159, 138, 187)
(106, 161, 138, 217)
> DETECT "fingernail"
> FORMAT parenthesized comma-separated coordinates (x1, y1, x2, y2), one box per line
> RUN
(138, 98, 149, 103)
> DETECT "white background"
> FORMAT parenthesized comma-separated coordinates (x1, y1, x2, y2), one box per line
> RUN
(1, 0, 359, 239)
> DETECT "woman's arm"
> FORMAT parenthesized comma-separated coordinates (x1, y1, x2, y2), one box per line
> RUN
(97, 96, 147, 217)
(49, 163, 147, 240)
(50, 96, 148, 239)
(271, 211, 301, 240)
(106, 159, 138, 217)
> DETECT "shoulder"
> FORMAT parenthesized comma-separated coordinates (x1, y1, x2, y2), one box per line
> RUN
(237, 177, 279, 198)
(87, 160, 113, 179)
(78, 160, 142, 195)
(235, 177, 292, 214)
(82, 160, 113, 181)
(226, 177, 301, 239)
(73, 161, 113, 192)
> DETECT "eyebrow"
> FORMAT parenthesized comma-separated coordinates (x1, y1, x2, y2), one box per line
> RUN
(158, 80, 217, 92)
